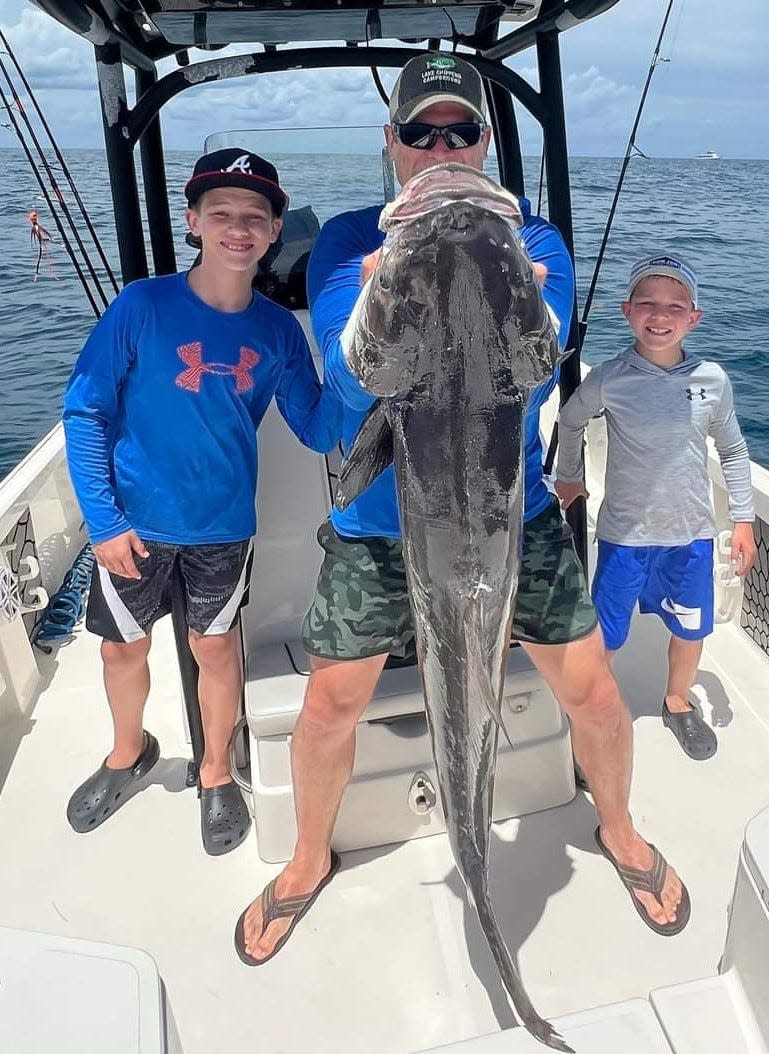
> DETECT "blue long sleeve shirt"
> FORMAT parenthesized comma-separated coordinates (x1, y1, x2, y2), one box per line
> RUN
(63, 271, 341, 545)
(307, 197, 575, 538)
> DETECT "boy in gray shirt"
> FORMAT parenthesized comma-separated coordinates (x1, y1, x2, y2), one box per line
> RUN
(555, 254, 756, 760)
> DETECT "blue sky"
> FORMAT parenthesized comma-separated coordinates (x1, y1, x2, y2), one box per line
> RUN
(0, 0, 765, 158)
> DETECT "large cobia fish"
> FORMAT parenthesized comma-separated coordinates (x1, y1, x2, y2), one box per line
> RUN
(335, 162, 572, 1052)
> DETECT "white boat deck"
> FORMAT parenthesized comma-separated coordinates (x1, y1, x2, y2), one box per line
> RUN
(2, 549, 769, 1054)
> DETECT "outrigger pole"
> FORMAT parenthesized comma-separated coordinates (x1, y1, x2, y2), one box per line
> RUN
(579, 0, 677, 340)
(543, 0, 676, 572)
(0, 27, 119, 296)
(0, 73, 103, 314)
(0, 29, 117, 307)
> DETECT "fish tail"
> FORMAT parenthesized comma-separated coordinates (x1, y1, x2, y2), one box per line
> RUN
(468, 879, 574, 1053)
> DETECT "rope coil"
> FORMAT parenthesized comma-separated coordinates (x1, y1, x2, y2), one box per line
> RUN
(32, 544, 94, 648)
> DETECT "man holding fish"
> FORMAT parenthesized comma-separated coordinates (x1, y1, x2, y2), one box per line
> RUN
(234, 50, 689, 1043)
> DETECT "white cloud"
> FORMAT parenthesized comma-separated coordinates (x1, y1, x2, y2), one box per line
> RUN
(3, 8, 95, 90)
(0, 0, 765, 156)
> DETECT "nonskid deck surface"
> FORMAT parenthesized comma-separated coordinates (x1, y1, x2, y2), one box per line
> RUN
(1, 592, 769, 1054)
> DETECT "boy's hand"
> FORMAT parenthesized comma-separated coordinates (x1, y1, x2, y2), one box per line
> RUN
(92, 530, 149, 580)
(532, 262, 547, 287)
(730, 522, 757, 576)
(360, 249, 381, 285)
(554, 479, 588, 509)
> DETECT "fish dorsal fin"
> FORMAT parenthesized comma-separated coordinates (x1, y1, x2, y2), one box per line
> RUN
(335, 401, 394, 512)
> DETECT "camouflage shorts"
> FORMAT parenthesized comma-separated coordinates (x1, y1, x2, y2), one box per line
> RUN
(300, 500, 597, 661)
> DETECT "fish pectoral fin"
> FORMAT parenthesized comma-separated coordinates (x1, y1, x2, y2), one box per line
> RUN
(488, 696, 516, 752)
(462, 604, 518, 751)
(335, 401, 394, 511)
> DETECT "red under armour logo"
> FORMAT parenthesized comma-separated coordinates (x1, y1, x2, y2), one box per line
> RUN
(175, 342, 260, 393)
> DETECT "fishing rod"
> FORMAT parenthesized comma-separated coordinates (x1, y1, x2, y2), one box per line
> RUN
(536, 148, 545, 216)
(579, 0, 676, 342)
(543, 0, 676, 481)
(0, 53, 111, 310)
(0, 27, 119, 296)
(0, 79, 102, 317)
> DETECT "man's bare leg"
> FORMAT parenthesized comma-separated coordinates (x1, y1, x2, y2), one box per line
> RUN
(665, 635, 703, 714)
(102, 636, 152, 768)
(188, 627, 242, 788)
(242, 652, 388, 960)
(523, 627, 684, 927)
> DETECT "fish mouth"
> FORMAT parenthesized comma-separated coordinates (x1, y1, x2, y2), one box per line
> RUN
(381, 162, 523, 230)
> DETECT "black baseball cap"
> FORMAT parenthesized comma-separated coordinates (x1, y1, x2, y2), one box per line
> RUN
(389, 53, 487, 125)
(184, 148, 288, 216)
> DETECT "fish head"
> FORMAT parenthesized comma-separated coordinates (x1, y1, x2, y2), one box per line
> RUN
(344, 162, 558, 401)
(381, 163, 559, 393)
(380, 162, 524, 230)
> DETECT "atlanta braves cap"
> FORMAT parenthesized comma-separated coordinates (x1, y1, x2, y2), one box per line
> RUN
(184, 148, 288, 215)
(628, 254, 698, 306)
(389, 52, 487, 125)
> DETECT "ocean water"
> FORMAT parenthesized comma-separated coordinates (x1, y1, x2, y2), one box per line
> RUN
(1, 148, 768, 480)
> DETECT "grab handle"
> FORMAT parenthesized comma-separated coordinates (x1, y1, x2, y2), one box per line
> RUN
(228, 714, 252, 794)
(713, 529, 744, 625)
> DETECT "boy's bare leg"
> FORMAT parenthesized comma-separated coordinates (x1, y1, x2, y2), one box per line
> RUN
(523, 627, 684, 928)
(102, 636, 152, 768)
(242, 652, 388, 959)
(188, 627, 242, 788)
(665, 635, 703, 713)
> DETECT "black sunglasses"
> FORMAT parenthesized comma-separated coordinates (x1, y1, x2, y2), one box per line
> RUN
(392, 121, 485, 151)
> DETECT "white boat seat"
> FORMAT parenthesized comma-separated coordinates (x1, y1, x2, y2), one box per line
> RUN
(244, 639, 574, 862)
(246, 640, 553, 738)
(0, 925, 182, 1054)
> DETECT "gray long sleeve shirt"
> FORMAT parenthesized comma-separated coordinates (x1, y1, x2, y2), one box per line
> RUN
(556, 346, 754, 546)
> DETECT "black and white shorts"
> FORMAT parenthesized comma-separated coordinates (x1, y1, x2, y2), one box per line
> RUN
(86, 539, 254, 643)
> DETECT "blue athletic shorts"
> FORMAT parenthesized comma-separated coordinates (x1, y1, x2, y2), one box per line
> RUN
(592, 539, 714, 651)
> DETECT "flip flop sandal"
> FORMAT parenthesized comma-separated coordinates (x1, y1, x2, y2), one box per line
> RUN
(594, 827, 691, 936)
(662, 701, 717, 760)
(233, 850, 342, 966)
(199, 780, 251, 856)
(66, 731, 160, 833)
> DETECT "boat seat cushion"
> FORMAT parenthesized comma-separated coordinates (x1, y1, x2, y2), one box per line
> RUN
(245, 641, 549, 738)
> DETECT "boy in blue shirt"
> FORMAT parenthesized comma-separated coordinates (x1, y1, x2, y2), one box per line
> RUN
(63, 149, 340, 854)
(556, 255, 756, 760)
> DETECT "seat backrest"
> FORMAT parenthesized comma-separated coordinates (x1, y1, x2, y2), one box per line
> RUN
(240, 310, 337, 650)
(185, 205, 321, 311)
(252, 205, 321, 311)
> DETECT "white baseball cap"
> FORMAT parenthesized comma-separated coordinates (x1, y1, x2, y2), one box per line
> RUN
(628, 254, 698, 307)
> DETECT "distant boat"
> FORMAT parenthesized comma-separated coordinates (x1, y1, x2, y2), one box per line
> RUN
(696, 149, 720, 159)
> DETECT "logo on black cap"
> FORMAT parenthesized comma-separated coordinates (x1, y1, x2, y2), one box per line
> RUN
(184, 148, 288, 216)
(223, 154, 254, 175)
(426, 56, 456, 71)
(389, 52, 487, 125)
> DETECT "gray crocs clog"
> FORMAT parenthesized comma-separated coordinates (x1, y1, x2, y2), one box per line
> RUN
(66, 731, 160, 833)
(662, 701, 718, 761)
(199, 780, 251, 856)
